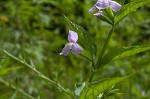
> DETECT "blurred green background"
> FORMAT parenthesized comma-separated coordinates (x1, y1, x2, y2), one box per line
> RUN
(0, 0, 150, 99)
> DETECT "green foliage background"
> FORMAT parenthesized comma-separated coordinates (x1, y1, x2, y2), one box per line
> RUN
(0, 0, 150, 99)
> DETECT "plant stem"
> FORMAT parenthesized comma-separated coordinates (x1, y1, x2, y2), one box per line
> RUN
(2, 49, 74, 98)
(88, 26, 115, 82)
(96, 26, 114, 68)
(88, 70, 96, 82)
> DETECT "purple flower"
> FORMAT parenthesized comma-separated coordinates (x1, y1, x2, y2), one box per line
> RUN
(60, 30, 82, 56)
(89, 0, 122, 17)
(93, 10, 103, 17)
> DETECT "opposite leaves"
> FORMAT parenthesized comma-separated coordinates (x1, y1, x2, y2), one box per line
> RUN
(79, 76, 129, 99)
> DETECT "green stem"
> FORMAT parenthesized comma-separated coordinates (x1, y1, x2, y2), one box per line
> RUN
(2, 49, 74, 98)
(88, 70, 96, 82)
(88, 26, 115, 82)
(95, 26, 114, 68)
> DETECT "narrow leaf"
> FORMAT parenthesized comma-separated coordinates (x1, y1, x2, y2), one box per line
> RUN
(115, 0, 150, 25)
(79, 76, 129, 99)
(0, 66, 22, 76)
(100, 46, 150, 67)
(100, 15, 113, 25)
(64, 15, 97, 58)
(80, 48, 93, 62)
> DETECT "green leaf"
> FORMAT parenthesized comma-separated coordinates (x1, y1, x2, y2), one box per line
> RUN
(100, 46, 150, 67)
(79, 76, 129, 99)
(104, 7, 114, 23)
(115, 0, 150, 25)
(103, 89, 124, 98)
(80, 48, 93, 62)
(75, 82, 86, 98)
(64, 15, 97, 58)
(100, 15, 113, 25)
(0, 66, 22, 76)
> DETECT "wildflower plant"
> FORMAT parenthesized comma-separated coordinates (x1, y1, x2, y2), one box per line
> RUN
(1, 0, 150, 99)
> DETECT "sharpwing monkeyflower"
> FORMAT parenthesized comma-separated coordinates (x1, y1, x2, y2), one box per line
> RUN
(89, 0, 122, 17)
(60, 30, 82, 56)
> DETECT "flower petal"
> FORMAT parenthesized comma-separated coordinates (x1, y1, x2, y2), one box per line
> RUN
(71, 43, 82, 55)
(109, 0, 122, 12)
(95, 0, 109, 9)
(89, 5, 97, 13)
(93, 10, 103, 17)
(60, 43, 71, 56)
(68, 30, 78, 43)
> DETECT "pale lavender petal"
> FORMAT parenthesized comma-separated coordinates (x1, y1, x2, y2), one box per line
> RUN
(93, 10, 103, 17)
(95, 0, 109, 9)
(60, 43, 71, 56)
(89, 5, 97, 13)
(71, 43, 82, 55)
(109, 0, 122, 12)
(68, 30, 78, 43)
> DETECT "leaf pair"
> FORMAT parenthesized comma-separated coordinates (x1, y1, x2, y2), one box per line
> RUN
(76, 76, 130, 99)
